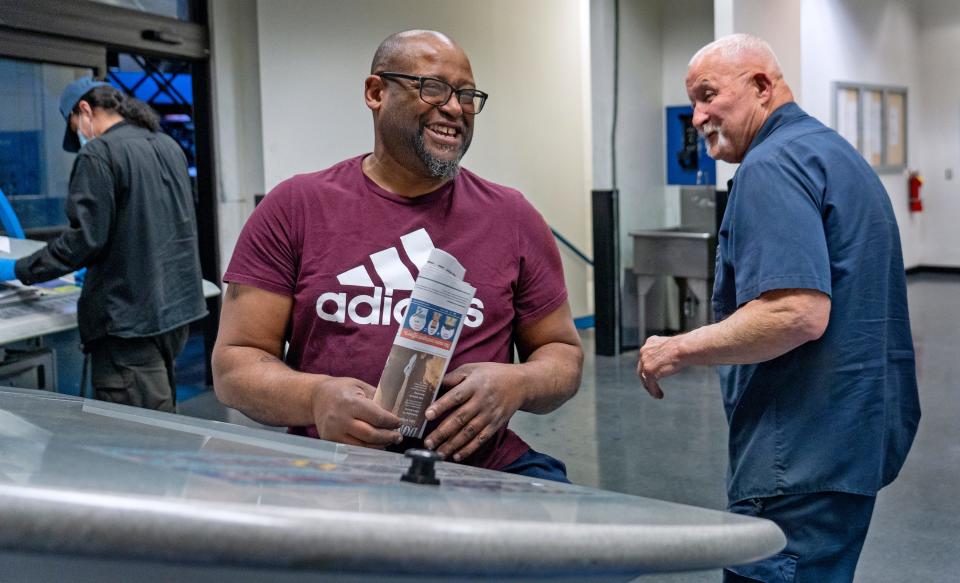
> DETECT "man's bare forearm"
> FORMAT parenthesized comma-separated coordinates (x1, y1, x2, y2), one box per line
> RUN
(515, 341, 583, 414)
(675, 290, 829, 367)
(212, 345, 325, 427)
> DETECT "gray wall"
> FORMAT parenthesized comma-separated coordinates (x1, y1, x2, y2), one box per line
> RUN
(917, 0, 960, 267)
(209, 0, 264, 275)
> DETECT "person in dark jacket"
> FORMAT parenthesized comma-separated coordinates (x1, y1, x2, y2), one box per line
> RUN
(0, 77, 207, 411)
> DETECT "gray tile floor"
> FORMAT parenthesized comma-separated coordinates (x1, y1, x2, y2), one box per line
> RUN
(181, 273, 959, 582)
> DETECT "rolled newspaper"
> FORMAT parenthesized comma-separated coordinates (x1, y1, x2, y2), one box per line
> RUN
(373, 248, 476, 438)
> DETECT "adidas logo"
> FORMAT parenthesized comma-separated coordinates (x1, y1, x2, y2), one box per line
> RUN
(315, 228, 485, 328)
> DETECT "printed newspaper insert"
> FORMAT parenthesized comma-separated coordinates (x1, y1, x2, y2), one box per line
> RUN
(374, 248, 475, 438)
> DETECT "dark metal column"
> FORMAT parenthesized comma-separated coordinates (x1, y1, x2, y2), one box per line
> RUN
(191, 56, 220, 386)
(592, 189, 620, 356)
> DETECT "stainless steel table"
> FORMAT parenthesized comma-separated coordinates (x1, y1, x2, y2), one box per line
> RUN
(0, 238, 79, 344)
(0, 386, 785, 581)
(0, 237, 220, 345)
(0, 280, 219, 345)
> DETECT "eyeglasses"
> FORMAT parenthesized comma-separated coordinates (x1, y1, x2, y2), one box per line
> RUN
(376, 72, 488, 115)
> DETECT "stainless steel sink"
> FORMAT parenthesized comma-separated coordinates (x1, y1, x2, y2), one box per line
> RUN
(629, 227, 715, 279)
(629, 227, 717, 340)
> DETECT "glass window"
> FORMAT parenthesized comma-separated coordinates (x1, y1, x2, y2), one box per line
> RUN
(109, 52, 197, 177)
(0, 52, 198, 239)
(0, 58, 93, 235)
(85, 0, 193, 21)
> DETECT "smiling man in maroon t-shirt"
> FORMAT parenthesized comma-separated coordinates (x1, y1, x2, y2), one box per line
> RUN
(212, 30, 583, 481)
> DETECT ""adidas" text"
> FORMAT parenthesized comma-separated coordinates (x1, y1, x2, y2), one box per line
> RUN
(316, 287, 485, 328)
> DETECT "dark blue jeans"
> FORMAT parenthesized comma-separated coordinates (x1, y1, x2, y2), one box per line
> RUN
(500, 448, 571, 483)
(724, 491, 876, 583)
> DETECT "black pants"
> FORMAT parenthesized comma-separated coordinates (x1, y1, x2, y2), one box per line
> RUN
(87, 325, 190, 412)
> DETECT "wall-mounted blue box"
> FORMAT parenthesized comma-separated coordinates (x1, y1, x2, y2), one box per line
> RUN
(665, 105, 715, 185)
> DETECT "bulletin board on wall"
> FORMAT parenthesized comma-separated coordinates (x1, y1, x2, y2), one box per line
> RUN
(832, 82, 907, 173)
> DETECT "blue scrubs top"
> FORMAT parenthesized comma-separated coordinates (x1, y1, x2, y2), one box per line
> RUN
(714, 102, 921, 503)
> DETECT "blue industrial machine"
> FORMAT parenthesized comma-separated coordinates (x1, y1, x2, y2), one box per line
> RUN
(0, 187, 26, 239)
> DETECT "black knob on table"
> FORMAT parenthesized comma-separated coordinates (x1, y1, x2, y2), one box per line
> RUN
(401, 448, 441, 486)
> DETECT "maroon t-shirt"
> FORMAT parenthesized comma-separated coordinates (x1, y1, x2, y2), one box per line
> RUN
(224, 156, 568, 470)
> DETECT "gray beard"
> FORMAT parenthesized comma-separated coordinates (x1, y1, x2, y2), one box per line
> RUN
(413, 130, 464, 179)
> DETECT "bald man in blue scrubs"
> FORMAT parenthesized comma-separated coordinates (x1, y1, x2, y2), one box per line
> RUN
(637, 34, 920, 582)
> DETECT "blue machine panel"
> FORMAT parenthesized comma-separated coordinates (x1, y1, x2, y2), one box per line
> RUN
(0, 131, 41, 196)
(0, 131, 63, 232)
(666, 105, 715, 185)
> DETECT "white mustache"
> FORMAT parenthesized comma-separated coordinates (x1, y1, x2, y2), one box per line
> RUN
(699, 123, 722, 138)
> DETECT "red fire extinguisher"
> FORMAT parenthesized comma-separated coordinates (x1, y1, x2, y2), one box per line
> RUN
(908, 171, 923, 213)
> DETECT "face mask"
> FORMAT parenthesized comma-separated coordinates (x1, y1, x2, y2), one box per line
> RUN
(76, 112, 93, 148)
